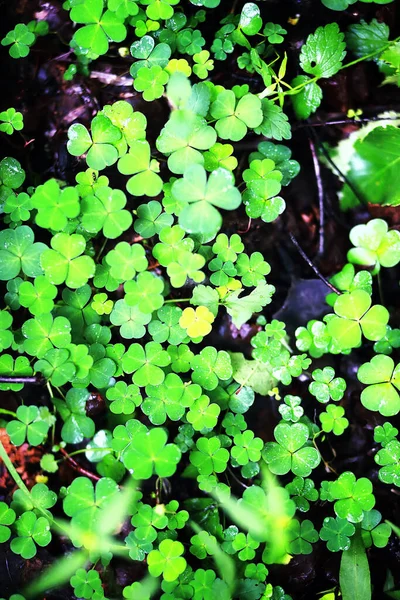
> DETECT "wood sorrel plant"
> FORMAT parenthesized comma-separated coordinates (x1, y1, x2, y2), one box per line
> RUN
(0, 1, 400, 599)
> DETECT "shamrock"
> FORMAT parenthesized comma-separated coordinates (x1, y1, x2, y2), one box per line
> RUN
(374, 422, 399, 447)
(278, 395, 304, 423)
(0, 502, 16, 543)
(212, 233, 244, 263)
(0, 311, 13, 352)
(0, 355, 33, 392)
(11, 483, 56, 520)
(319, 517, 355, 552)
(131, 502, 168, 543)
(172, 165, 242, 236)
(10, 512, 51, 559)
(121, 427, 181, 479)
(133, 65, 169, 101)
(0, 107, 24, 135)
(327, 290, 389, 350)
(118, 140, 163, 196)
(189, 436, 230, 475)
(124, 272, 164, 314)
(70, 569, 103, 600)
(91, 293, 113, 315)
(110, 299, 151, 339)
(287, 519, 318, 555)
(179, 306, 215, 338)
(193, 50, 214, 78)
(134, 201, 173, 238)
(348, 218, 400, 274)
(63, 476, 120, 531)
(186, 395, 220, 431)
(3, 192, 33, 223)
(190, 346, 232, 390)
(22, 313, 71, 358)
(320, 405, 349, 436)
(361, 509, 391, 548)
(262, 422, 321, 477)
(210, 90, 263, 141)
(152, 225, 193, 266)
(6, 406, 50, 446)
(130, 34, 171, 77)
(236, 252, 271, 287)
(53, 388, 95, 444)
(19, 276, 57, 316)
(309, 367, 346, 403)
(204, 142, 238, 172)
(81, 187, 132, 238)
(1, 24, 35, 58)
(122, 342, 171, 386)
(190, 531, 217, 559)
(156, 109, 216, 174)
(0, 225, 47, 281)
(106, 381, 142, 415)
(67, 114, 122, 170)
(167, 250, 206, 288)
(149, 305, 188, 345)
(105, 242, 148, 282)
(102, 100, 147, 145)
(40, 233, 95, 289)
(147, 539, 186, 582)
(375, 439, 400, 486)
(285, 477, 318, 512)
(231, 430, 263, 466)
(141, 373, 195, 425)
(35, 348, 77, 386)
(357, 355, 400, 417)
(31, 180, 80, 232)
(330, 471, 375, 523)
(70, 0, 127, 55)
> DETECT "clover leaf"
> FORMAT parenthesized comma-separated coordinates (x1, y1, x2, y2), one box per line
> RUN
(105, 242, 148, 282)
(0, 108, 24, 135)
(327, 289, 389, 350)
(231, 430, 263, 466)
(133, 65, 169, 101)
(22, 313, 71, 358)
(236, 252, 271, 287)
(167, 250, 205, 288)
(11, 483, 56, 520)
(287, 519, 318, 555)
(190, 346, 232, 391)
(374, 422, 398, 447)
(330, 471, 375, 523)
(81, 187, 132, 239)
(172, 164, 241, 236)
(263, 422, 321, 477)
(320, 405, 349, 436)
(121, 427, 181, 479)
(118, 140, 163, 196)
(1, 24, 35, 58)
(319, 516, 355, 552)
(278, 395, 304, 423)
(67, 114, 122, 170)
(0, 355, 33, 392)
(186, 395, 220, 431)
(0, 502, 16, 543)
(361, 509, 391, 548)
(357, 355, 400, 417)
(53, 388, 95, 444)
(134, 201, 173, 238)
(110, 299, 151, 339)
(18, 276, 57, 316)
(190, 436, 229, 475)
(71, 0, 127, 55)
(285, 476, 318, 512)
(348, 218, 400, 274)
(124, 272, 164, 314)
(375, 439, 400, 486)
(0, 225, 47, 280)
(122, 341, 171, 386)
(31, 180, 80, 232)
(210, 90, 263, 141)
(11, 512, 51, 559)
(179, 306, 215, 338)
(6, 405, 50, 446)
(41, 233, 95, 289)
(130, 34, 171, 77)
(70, 568, 103, 600)
(309, 366, 346, 403)
(147, 539, 186, 582)
(35, 348, 76, 386)
(156, 109, 216, 174)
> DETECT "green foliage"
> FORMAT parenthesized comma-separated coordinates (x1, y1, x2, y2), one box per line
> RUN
(263, 422, 321, 477)
(0, 108, 24, 135)
(1, 24, 35, 58)
(6, 406, 50, 446)
(357, 355, 400, 416)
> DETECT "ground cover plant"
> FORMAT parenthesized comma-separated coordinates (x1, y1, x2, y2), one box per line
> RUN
(0, 0, 400, 598)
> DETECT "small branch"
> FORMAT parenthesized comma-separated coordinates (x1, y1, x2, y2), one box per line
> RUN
(289, 233, 341, 295)
(308, 134, 325, 256)
(60, 448, 101, 481)
(0, 376, 44, 384)
(295, 115, 400, 129)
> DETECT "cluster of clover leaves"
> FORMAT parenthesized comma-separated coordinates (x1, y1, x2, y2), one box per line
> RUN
(1, 1, 400, 600)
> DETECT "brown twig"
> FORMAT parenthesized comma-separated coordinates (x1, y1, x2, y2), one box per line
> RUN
(289, 233, 341, 295)
(308, 134, 325, 256)
(60, 448, 101, 481)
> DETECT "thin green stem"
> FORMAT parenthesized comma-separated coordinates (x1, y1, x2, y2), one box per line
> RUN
(164, 298, 192, 303)
(0, 408, 17, 418)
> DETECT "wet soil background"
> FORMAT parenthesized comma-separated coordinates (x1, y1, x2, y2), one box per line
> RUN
(1, 1, 400, 598)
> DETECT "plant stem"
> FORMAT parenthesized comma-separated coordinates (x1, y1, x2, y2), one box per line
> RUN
(308, 134, 325, 256)
(0, 408, 17, 418)
(288, 233, 341, 295)
(164, 298, 191, 303)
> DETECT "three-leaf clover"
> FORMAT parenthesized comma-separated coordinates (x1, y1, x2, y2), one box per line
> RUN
(147, 539, 187, 582)
(67, 114, 122, 170)
(320, 405, 349, 436)
(41, 233, 95, 289)
(190, 347, 232, 391)
(309, 367, 346, 403)
(357, 355, 400, 417)
(172, 164, 241, 236)
(11, 512, 51, 559)
(19, 276, 57, 316)
(262, 422, 321, 477)
(348, 218, 400, 274)
(1, 24, 35, 58)
(375, 439, 400, 486)
(118, 140, 163, 196)
(53, 388, 95, 444)
(0, 226, 47, 281)
(71, 0, 127, 55)
(0, 108, 24, 135)
(327, 289, 389, 350)
(121, 427, 181, 479)
(81, 187, 132, 238)
(287, 519, 318, 555)
(210, 90, 263, 141)
(0, 502, 16, 543)
(329, 471, 375, 523)
(361, 509, 391, 548)
(179, 306, 215, 338)
(6, 406, 50, 446)
(319, 516, 355, 552)
(122, 342, 171, 386)
(190, 436, 230, 475)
